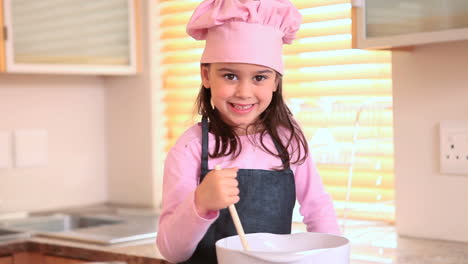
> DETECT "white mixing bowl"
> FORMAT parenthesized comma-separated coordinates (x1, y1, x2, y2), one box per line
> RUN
(216, 232, 350, 264)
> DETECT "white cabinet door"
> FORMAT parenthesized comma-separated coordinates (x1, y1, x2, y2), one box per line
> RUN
(0, 0, 6, 72)
(3, 0, 140, 75)
(352, 0, 468, 49)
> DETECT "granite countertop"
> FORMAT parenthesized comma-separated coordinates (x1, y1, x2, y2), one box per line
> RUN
(0, 231, 169, 264)
(293, 221, 468, 264)
(3, 230, 468, 264)
(2, 205, 468, 264)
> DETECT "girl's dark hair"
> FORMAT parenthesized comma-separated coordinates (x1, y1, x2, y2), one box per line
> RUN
(195, 64, 308, 170)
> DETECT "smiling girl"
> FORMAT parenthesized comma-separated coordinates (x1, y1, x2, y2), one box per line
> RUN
(156, 1, 340, 263)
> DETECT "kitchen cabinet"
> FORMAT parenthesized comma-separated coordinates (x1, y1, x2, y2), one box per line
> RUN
(0, 0, 5, 71)
(12, 252, 87, 264)
(0, 0, 141, 75)
(43, 255, 87, 264)
(352, 0, 468, 49)
(11, 252, 43, 264)
(0, 256, 13, 264)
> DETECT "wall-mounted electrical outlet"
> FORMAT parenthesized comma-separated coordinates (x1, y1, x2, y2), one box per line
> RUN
(14, 130, 48, 168)
(0, 131, 13, 169)
(440, 120, 468, 176)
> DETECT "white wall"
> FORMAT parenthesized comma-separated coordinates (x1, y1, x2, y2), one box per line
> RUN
(105, 71, 155, 207)
(0, 1, 165, 213)
(0, 74, 107, 213)
(105, 0, 164, 208)
(393, 40, 468, 242)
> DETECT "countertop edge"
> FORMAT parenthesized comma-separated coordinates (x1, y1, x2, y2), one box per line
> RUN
(0, 239, 172, 264)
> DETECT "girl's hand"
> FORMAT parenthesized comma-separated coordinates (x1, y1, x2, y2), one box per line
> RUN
(195, 167, 239, 217)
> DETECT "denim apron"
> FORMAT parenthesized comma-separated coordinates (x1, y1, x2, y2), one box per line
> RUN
(180, 117, 296, 264)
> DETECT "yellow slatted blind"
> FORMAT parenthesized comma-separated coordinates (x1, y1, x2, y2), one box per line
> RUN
(156, 0, 394, 222)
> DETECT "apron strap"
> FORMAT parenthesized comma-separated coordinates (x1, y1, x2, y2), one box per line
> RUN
(201, 116, 209, 178)
(272, 137, 290, 170)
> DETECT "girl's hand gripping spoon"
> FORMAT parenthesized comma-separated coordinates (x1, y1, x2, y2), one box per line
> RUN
(215, 165, 250, 250)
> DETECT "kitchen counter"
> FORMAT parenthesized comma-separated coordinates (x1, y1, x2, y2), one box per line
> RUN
(0, 204, 159, 245)
(0, 204, 169, 263)
(2, 205, 468, 264)
(0, 236, 168, 264)
(308, 220, 468, 264)
(2, 229, 468, 264)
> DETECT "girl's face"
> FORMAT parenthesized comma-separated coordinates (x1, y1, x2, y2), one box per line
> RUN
(201, 63, 279, 134)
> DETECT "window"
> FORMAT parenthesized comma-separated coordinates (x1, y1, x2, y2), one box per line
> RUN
(156, 0, 394, 222)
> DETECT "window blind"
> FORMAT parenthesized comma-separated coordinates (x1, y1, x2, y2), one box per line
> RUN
(157, 0, 394, 222)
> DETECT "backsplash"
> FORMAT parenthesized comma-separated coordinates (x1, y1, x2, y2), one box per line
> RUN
(0, 74, 107, 212)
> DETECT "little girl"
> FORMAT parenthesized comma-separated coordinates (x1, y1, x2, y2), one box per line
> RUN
(157, 0, 340, 263)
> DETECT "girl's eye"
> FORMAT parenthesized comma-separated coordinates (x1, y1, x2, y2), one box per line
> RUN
(254, 75, 267, 82)
(224, 74, 237, 80)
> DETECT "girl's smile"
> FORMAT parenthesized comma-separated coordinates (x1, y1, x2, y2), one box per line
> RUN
(229, 103, 255, 113)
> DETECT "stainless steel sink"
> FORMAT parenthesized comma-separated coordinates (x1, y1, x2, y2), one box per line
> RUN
(0, 214, 123, 233)
(0, 212, 157, 245)
(0, 228, 30, 241)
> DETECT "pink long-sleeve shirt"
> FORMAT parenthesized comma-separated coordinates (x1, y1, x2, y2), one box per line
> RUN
(156, 123, 340, 263)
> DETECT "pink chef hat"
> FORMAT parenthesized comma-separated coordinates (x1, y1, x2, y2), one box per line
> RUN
(186, 0, 302, 75)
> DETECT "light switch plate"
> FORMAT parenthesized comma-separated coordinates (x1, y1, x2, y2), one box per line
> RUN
(440, 121, 468, 175)
(0, 131, 13, 169)
(14, 130, 48, 168)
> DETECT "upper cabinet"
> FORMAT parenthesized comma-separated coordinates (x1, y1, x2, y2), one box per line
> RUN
(0, 0, 140, 75)
(0, 0, 6, 71)
(352, 0, 468, 49)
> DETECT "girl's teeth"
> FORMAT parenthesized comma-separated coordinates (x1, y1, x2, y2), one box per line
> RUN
(233, 104, 252, 110)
